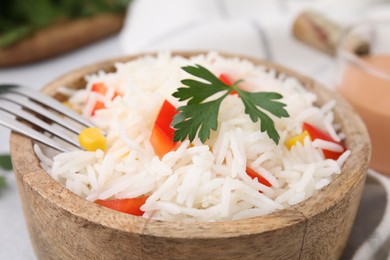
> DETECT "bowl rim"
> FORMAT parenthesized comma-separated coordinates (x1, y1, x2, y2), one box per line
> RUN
(10, 51, 371, 239)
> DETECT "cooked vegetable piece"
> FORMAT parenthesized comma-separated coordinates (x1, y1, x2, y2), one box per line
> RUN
(62, 101, 72, 108)
(91, 82, 108, 94)
(155, 100, 177, 139)
(79, 127, 106, 151)
(150, 124, 176, 158)
(90, 82, 121, 115)
(246, 167, 272, 187)
(90, 83, 108, 115)
(91, 82, 121, 98)
(95, 196, 148, 216)
(91, 101, 106, 116)
(150, 100, 177, 157)
(219, 73, 238, 95)
(303, 122, 346, 160)
(285, 131, 309, 149)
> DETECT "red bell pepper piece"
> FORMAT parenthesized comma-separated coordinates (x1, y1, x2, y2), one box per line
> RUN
(90, 83, 107, 115)
(246, 167, 272, 187)
(150, 100, 178, 158)
(219, 73, 238, 95)
(91, 82, 108, 94)
(90, 83, 121, 116)
(303, 122, 346, 160)
(150, 124, 176, 158)
(95, 196, 149, 216)
(91, 101, 105, 116)
(219, 73, 232, 85)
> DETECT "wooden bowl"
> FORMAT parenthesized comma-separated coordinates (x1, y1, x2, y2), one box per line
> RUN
(10, 52, 371, 260)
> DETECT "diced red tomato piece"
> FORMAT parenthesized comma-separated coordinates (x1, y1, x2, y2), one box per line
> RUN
(95, 196, 149, 216)
(303, 122, 346, 160)
(246, 167, 272, 187)
(219, 73, 238, 95)
(150, 100, 178, 158)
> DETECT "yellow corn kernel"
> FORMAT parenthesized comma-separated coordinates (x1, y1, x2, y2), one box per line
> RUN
(62, 101, 72, 108)
(79, 128, 106, 151)
(285, 131, 309, 149)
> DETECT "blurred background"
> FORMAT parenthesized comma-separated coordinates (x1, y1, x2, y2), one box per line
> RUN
(0, 0, 389, 259)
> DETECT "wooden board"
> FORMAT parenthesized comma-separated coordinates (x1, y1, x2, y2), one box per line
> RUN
(0, 13, 124, 67)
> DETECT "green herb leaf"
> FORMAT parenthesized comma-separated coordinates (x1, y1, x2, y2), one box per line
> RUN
(0, 176, 5, 188)
(0, 26, 33, 48)
(0, 0, 131, 48)
(233, 89, 289, 144)
(172, 64, 289, 144)
(173, 97, 226, 143)
(173, 65, 231, 105)
(0, 154, 12, 171)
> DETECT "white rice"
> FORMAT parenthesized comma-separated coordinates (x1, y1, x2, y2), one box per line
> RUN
(36, 52, 350, 222)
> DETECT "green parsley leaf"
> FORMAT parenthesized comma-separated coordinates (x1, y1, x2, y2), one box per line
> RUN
(233, 89, 289, 144)
(173, 97, 226, 143)
(0, 154, 12, 171)
(172, 64, 289, 144)
(0, 176, 5, 188)
(173, 65, 231, 105)
(172, 64, 232, 142)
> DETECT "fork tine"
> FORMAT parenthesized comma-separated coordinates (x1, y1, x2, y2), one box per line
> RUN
(0, 110, 71, 152)
(1, 93, 85, 134)
(0, 84, 104, 152)
(0, 100, 82, 149)
(5, 84, 95, 128)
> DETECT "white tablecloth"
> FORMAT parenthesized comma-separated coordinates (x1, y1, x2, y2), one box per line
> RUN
(0, 0, 389, 259)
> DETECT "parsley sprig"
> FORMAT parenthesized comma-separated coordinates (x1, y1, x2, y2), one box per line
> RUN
(172, 64, 289, 144)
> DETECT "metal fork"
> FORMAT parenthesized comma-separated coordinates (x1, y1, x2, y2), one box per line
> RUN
(0, 84, 97, 152)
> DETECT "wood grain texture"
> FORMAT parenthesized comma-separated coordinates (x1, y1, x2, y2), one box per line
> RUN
(0, 13, 124, 67)
(10, 51, 371, 259)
